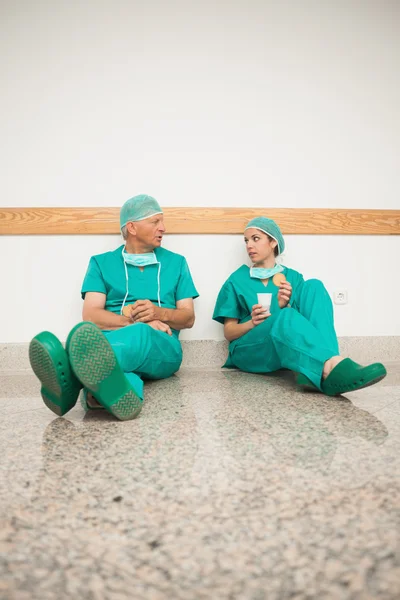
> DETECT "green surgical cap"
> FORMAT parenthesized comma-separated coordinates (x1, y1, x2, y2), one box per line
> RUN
(244, 216, 285, 254)
(120, 194, 163, 228)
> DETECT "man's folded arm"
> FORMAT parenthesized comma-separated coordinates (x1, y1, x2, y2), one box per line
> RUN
(83, 292, 131, 330)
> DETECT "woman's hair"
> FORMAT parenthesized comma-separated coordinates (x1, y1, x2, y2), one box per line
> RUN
(267, 235, 279, 257)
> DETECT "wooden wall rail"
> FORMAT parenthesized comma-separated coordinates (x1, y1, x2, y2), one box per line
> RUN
(0, 207, 399, 235)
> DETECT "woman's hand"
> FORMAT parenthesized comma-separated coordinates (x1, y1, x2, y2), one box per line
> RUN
(278, 282, 292, 309)
(251, 304, 271, 326)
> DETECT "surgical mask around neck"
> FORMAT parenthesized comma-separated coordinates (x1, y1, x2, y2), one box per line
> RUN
(121, 249, 161, 314)
(122, 250, 158, 268)
(250, 263, 283, 280)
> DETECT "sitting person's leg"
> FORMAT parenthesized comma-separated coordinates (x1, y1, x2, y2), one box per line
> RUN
(231, 305, 385, 396)
(30, 320, 183, 420)
(291, 279, 386, 394)
(29, 325, 143, 420)
(269, 308, 386, 395)
(293, 279, 339, 355)
(105, 322, 182, 381)
(292, 278, 343, 382)
(268, 308, 340, 390)
(228, 319, 282, 375)
(231, 309, 336, 389)
(67, 321, 182, 420)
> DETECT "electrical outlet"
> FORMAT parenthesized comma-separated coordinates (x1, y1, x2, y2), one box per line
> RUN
(334, 290, 348, 305)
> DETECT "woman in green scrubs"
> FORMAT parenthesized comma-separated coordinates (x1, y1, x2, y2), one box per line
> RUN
(213, 217, 386, 396)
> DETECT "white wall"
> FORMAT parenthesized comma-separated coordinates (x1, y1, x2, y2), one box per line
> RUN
(1, 0, 399, 343)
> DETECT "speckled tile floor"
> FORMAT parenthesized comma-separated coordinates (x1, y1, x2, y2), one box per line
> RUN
(0, 364, 399, 600)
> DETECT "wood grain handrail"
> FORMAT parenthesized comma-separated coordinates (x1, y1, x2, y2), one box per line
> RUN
(0, 207, 399, 235)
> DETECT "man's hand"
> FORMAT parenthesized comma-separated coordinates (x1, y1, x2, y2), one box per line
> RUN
(146, 320, 172, 336)
(277, 281, 292, 309)
(129, 300, 163, 323)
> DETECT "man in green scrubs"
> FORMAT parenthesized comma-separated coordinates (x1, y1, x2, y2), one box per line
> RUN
(29, 195, 199, 420)
(213, 216, 386, 396)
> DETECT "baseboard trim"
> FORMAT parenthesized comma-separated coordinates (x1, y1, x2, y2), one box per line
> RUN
(0, 337, 399, 371)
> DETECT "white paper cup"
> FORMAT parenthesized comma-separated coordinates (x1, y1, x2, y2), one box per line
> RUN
(257, 293, 272, 313)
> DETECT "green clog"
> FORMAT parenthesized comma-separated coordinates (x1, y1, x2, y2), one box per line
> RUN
(322, 358, 387, 397)
(66, 322, 142, 421)
(29, 331, 82, 416)
(297, 359, 387, 396)
(296, 373, 319, 391)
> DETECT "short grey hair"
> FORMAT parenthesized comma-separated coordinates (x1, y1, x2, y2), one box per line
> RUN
(121, 225, 128, 240)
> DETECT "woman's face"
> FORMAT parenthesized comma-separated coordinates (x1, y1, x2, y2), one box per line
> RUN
(244, 228, 277, 265)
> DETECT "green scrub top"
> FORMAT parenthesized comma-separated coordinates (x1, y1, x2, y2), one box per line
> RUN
(81, 245, 199, 338)
(213, 264, 304, 365)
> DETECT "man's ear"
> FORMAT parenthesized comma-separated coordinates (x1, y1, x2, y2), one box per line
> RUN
(126, 222, 137, 237)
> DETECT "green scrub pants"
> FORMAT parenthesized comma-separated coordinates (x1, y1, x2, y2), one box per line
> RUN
(230, 280, 339, 390)
(102, 323, 183, 400)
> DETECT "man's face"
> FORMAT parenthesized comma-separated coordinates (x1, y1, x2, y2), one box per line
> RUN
(128, 214, 166, 250)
